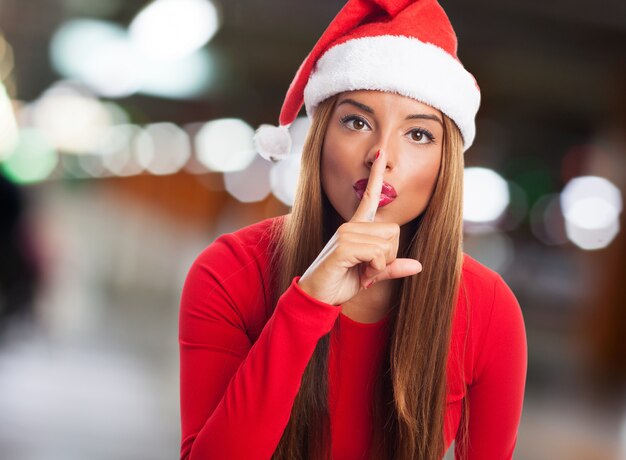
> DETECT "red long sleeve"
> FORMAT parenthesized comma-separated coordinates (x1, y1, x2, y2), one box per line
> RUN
(179, 225, 341, 459)
(178, 217, 527, 459)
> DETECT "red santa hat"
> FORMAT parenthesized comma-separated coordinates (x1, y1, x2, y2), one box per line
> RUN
(253, 0, 481, 161)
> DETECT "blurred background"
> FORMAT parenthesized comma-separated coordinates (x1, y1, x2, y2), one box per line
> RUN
(0, 0, 625, 459)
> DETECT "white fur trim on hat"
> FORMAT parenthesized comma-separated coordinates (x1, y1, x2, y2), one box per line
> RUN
(303, 35, 481, 151)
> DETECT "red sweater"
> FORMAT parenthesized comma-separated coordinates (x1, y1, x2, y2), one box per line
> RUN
(179, 216, 527, 459)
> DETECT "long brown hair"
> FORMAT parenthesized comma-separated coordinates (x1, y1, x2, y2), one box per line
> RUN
(266, 93, 469, 459)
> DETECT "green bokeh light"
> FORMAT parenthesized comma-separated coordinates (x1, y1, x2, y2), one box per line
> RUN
(0, 129, 59, 184)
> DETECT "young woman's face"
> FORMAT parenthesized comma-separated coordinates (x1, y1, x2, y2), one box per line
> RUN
(321, 90, 444, 226)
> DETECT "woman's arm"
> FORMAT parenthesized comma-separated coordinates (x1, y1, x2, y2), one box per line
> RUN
(456, 275, 528, 459)
(179, 235, 341, 460)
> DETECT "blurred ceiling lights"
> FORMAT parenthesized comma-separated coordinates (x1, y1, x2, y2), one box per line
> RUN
(49, 0, 220, 99)
(560, 175, 622, 250)
(463, 167, 511, 225)
(129, 0, 220, 61)
(194, 118, 256, 173)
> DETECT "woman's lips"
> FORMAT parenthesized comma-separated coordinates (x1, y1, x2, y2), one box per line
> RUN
(353, 178, 398, 207)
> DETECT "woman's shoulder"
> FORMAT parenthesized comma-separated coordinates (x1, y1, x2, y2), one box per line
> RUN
(192, 213, 287, 282)
(461, 252, 501, 286)
(215, 214, 286, 253)
(457, 252, 526, 372)
(459, 252, 516, 306)
(191, 214, 286, 271)
(181, 215, 287, 337)
(448, 254, 521, 393)
(460, 251, 522, 310)
(457, 253, 527, 386)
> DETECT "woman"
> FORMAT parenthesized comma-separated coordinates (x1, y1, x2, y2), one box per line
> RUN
(179, 1, 527, 459)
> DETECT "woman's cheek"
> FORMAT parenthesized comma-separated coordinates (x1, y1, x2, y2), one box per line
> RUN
(321, 143, 345, 177)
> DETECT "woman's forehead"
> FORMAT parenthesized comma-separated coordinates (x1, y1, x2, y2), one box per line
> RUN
(335, 90, 441, 117)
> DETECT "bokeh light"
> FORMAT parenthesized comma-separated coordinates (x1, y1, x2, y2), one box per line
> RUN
(270, 152, 302, 206)
(77, 154, 111, 178)
(560, 175, 622, 250)
(529, 193, 568, 245)
(194, 118, 256, 172)
(50, 18, 213, 99)
(0, 33, 15, 81)
(224, 155, 272, 203)
(0, 129, 59, 184)
(138, 49, 214, 99)
(182, 122, 210, 174)
(50, 19, 141, 98)
(61, 153, 91, 179)
(31, 82, 113, 153)
(129, 0, 220, 61)
(288, 116, 312, 156)
(0, 83, 18, 160)
(463, 167, 510, 223)
(136, 123, 191, 175)
(97, 124, 144, 177)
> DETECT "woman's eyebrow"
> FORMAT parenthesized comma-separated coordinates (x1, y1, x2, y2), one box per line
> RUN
(337, 98, 374, 114)
(337, 98, 443, 125)
(405, 113, 443, 126)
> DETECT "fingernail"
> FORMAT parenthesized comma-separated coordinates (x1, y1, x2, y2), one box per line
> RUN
(375, 149, 381, 160)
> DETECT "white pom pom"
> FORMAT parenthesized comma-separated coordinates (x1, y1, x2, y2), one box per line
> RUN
(253, 124, 292, 162)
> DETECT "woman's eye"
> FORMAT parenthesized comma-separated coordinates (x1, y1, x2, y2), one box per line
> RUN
(409, 128, 435, 144)
(340, 115, 370, 131)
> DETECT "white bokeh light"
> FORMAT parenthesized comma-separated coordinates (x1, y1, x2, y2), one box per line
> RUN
(564, 217, 619, 251)
(31, 83, 113, 153)
(182, 122, 210, 174)
(270, 152, 302, 206)
(82, 38, 142, 97)
(561, 176, 622, 227)
(97, 124, 144, 176)
(129, 0, 220, 61)
(138, 49, 213, 99)
(224, 154, 273, 203)
(560, 175, 622, 250)
(77, 154, 110, 178)
(288, 116, 312, 156)
(463, 167, 510, 223)
(50, 18, 213, 99)
(194, 118, 256, 172)
(136, 123, 191, 175)
(50, 19, 126, 78)
(0, 83, 18, 160)
(50, 19, 142, 98)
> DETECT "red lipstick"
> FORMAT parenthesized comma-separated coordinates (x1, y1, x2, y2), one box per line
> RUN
(353, 178, 398, 207)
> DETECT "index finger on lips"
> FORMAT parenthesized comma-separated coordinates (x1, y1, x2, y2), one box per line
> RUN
(350, 149, 385, 223)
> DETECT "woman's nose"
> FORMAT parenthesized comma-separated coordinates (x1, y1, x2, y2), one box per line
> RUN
(366, 146, 394, 169)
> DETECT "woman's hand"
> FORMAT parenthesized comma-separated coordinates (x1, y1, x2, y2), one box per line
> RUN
(297, 148, 423, 306)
